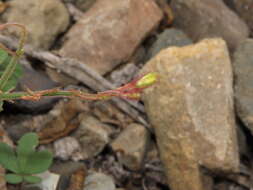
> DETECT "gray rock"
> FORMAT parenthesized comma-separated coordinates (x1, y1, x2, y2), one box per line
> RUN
(3, 0, 70, 49)
(110, 63, 139, 86)
(146, 28, 192, 60)
(223, 0, 253, 36)
(110, 123, 150, 170)
(84, 172, 115, 190)
(140, 38, 239, 190)
(170, 0, 249, 50)
(60, 0, 163, 75)
(73, 114, 111, 159)
(233, 39, 253, 135)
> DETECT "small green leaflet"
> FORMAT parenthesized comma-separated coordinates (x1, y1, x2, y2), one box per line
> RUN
(0, 49, 23, 111)
(0, 51, 23, 92)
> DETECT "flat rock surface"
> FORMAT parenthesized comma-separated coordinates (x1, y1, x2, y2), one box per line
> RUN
(60, 0, 163, 75)
(233, 39, 253, 135)
(141, 38, 239, 190)
(3, 0, 70, 49)
(110, 123, 150, 170)
(170, 0, 249, 50)
(224, 0, 253, 36)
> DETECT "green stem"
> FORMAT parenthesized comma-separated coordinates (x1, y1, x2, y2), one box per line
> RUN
(0, 23, 26, 91)
(0, 91, 73, 100)
(0, 89, 108, 101)
(0, 55, 18, 90)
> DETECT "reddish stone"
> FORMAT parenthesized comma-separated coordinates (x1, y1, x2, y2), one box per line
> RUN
(60, 0, 163, 74)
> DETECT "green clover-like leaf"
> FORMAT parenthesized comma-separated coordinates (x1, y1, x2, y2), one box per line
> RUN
(24, 150, 53, 174)
(0, 53, 23, 92)
(17, 132, 38, 155)
(5, 174, 23, 184)
(0, 142, 19, 173)
(17, 132, 38, 173)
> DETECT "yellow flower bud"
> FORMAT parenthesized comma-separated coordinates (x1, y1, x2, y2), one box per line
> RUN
(136, 72, 158, 88)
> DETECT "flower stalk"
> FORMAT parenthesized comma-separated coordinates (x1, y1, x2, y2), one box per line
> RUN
(0, 23, 157, 103)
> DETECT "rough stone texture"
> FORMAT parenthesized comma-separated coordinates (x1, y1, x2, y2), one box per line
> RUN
(110, 63, 139, 86)
(84, 172, 115, 190)
(223, 0, 253, 36)
(54, 137, 83, 161)
(146, 28, 192, 61)
(75, 0, 97, 12)
(60, 0, 163, 75)
(233, 39, 253, 135)
(3, 0, 70, 49)
(140, 38, 239, 190)
(110, 123, 150, 170)
(170, 0, 249, 51)
(73, 114, 111, 159)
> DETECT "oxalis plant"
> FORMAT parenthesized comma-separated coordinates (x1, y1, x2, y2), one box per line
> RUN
(0, 132, 52, 184)
(0, 23, 157, 185)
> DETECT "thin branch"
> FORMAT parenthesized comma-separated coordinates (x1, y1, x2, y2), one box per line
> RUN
(0, 23, 27, 91)
(0, 34, 150, 127)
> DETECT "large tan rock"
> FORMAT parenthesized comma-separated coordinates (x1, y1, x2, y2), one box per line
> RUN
(3, 0, 70, 49)
(60, 0, 163, 75)
(141, 38, 239, 190)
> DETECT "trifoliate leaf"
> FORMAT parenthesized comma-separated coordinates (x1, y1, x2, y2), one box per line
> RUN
(17, 132, 38, 154)
(17, 133, 38, 173)
(24, 150, 53, 174)
(0, 143, 19, 173)
(5, 174, 23, 184)
(23, 175, 42, 184)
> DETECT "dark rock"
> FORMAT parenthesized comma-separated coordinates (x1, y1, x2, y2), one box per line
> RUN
(146, 28, 192, 60)
(51, 161, 85, 175)
(140, 38, 239, 190)
(75, 0, 97, 12)
(170, 0, 249, 51)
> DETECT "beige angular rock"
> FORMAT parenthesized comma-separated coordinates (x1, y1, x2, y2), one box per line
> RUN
(110, 123, 150, 170)
(60, 0, 163, 75)
(54, 137, 83, 161)
(141, 38, 239, 190)
(170, 0, 249, 50)
(3, 0, 70, 49)
(73, 114, 111, 159)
